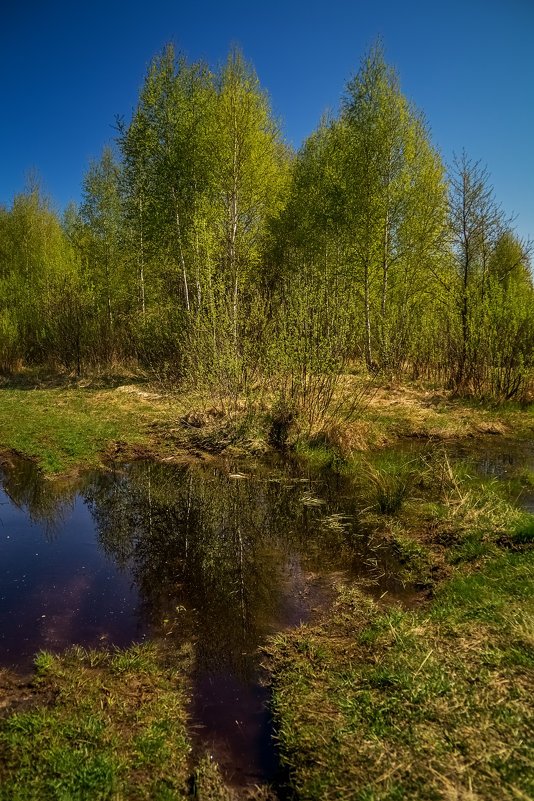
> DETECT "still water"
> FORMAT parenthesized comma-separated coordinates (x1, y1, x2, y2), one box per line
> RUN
(1, 441, 531, 785)
(0, 455, 394, 784)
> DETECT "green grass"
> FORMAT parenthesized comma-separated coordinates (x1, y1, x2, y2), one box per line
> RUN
(0, 644, 194, 800)
(0, 373, 533, 474)
(293, 438, 341, 470)
(510, 515, 534, 544)
(361, 450, 534, 577)
(269, 549, 534, 801)
(358, 453, 419, 514)
(266, 452, 534, 800)
(0, 386, 171, 472)
(0, 642, 271, 800)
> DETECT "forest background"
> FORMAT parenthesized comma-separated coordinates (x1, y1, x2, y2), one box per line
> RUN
(1, 40, 532, 433)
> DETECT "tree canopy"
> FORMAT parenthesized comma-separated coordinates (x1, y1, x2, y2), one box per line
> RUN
(0, 42, 531, 400)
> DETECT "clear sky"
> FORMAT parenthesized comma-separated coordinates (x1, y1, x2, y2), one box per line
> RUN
(1, 0, 533, 242)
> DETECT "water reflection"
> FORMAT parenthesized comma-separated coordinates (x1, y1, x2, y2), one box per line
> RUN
(2, 441, 532, 785)
(82, 462, 361, 676)
(0, 461, 143, 667)
(0, 457, 367, 785)
(0, 456, 79, 537)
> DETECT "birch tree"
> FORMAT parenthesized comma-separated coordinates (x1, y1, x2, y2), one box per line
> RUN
(213, 48, 287, 354)
(340, 42, 447, 369)
(448, 152, 507, 386)
(119, 46, 218, 317)
(80, 146, 124, 358)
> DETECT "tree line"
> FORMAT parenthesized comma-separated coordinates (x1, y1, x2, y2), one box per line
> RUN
(1, 42, 532, 406)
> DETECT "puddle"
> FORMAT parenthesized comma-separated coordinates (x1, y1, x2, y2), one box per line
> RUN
(0, 457, 387, 786)
(0, 461, 145, 666)
(1, 439, 532, 788)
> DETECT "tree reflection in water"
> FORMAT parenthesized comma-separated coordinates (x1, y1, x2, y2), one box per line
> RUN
(82, 461, 358, 678)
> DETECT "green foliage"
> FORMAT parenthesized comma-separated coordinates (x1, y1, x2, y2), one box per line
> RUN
(0, 179, 90, 373)
(442, 154, 534, 398)
(0, 42, 532, 410)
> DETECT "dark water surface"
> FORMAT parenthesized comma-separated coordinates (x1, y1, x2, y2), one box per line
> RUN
(0, 455, 389, 785)
(1, 440, 532, 786)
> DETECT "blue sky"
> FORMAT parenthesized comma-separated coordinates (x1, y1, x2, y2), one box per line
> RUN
(1, 0, 533, 241)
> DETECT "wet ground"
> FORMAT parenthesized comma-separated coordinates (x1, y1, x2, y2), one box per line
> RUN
(0, 438, 532, 787)
(0, 455, 393, 785)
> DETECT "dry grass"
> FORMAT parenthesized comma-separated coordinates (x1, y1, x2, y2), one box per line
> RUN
(268, 549, 534, 801)
(0, 371, 532, 474)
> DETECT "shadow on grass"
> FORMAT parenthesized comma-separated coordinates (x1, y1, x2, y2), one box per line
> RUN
(0, 367, 148, 392)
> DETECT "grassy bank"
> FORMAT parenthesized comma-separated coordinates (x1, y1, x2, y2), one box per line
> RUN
(0, 371, 533, 475)
(0, 643, 246, 801)
(267, 454, 534, 800)
(0, 380, 172, 473)
(0, 643, 193, 800)
(269, 552, 533, 801)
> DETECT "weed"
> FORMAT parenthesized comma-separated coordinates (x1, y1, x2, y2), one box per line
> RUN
(360, 454, 418, 514)
(293, 437, 341, 470)
(33, 650, 56, 677)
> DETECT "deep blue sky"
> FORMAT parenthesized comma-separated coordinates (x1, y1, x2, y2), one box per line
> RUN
(1, 0, 533, 241)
